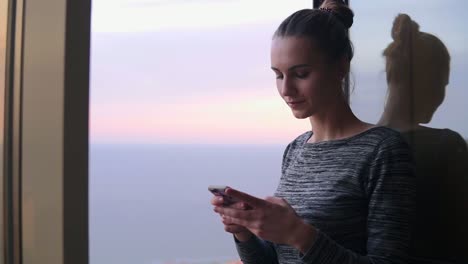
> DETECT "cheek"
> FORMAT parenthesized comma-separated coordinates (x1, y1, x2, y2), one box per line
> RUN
(300, 74, 325, 98)
(309, 71, 340, 99)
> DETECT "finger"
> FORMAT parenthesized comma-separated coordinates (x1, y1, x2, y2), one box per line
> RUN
(214, 206, 253, 221)
(218, 209, 257, 230)
(231, 202, 250, 210)
(222, 217, 246, 229)
(225, 188, 265, 208)
(224, 224, 246, 234)
(222, 214, 252, 229)
(212, 198, 249, 210)
(211, 196, 224, 206)
(265, 196, 276, 202)
(265, 196, 286, 205)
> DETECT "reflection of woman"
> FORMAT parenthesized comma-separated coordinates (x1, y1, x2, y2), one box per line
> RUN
(210, 1, 415, 263)
(378, 14, 468, 263)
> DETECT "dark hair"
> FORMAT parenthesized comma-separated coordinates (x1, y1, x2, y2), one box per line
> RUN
(273, 0, 354, 63)
(383, 14, 450, 86)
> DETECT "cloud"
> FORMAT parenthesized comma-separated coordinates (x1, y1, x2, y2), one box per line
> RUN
(90, 94, 308, 144)
(91, 0, 311, 32)
(89, 0, 468, 142)
(90, 24, 277, 105)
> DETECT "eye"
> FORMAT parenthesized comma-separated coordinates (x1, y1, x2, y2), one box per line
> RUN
(271, 69, 283, 80)
(295, 72, 310, 79)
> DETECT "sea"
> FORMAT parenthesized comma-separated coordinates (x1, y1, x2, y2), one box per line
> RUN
(90, 144, 286, 264)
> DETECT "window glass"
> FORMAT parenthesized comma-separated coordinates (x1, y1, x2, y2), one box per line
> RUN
(90, 1, 312, 263)
(351, 1, 468, 261)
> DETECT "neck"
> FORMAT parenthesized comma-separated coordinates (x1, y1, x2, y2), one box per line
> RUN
(307, 96, 363, 143)
(378, 84, 417, 132)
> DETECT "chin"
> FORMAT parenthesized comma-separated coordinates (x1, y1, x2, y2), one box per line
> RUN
(419, 117, 432, 124)
(291, 109, 312, 119)
(417, 112, 435, 124)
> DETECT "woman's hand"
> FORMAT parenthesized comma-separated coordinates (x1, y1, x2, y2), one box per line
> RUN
(211, 195, 253, 241)
(213, 188, 317, 253)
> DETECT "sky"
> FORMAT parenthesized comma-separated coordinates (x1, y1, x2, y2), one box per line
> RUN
(89, 0, 468, 144)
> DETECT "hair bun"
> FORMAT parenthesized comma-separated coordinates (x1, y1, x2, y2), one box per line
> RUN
(319, 0, 354, 29)
(391, 14, 419, 41)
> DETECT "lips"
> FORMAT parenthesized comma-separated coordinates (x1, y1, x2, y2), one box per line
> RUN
(287, 100, 306, 107)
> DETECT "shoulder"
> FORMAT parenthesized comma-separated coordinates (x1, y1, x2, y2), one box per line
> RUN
(439, 128, 467, 150)
(351, 126, 413, 166)
(283, 131, 311, 153)
(433, 129, 468, 157)
(403, 127, 467, 153)
(293, 130, 312, 145)
(368, 127, 413, 166)
(408, 126, 464, 143)
(365, 126, 405, 143)
(339, 126, 411, 157)
(366, 126, 410, 150)
(365, 128, 415, 190)
(281, 131, 310, 171)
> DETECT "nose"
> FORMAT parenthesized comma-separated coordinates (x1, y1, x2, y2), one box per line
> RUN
(278, 76, 296, 97)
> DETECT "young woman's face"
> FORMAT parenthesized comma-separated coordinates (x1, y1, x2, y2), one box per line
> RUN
(270, 36, 343, 119)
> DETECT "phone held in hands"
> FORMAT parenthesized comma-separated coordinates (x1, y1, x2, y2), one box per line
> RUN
(208, 185, 239, 206)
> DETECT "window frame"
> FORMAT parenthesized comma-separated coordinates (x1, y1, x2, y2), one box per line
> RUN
(2, 0, 91, 263)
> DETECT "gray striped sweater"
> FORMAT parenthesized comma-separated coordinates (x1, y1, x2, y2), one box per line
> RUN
(235, 126, 415, 264)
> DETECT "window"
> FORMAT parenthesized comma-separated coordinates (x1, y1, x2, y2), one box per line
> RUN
(350, 1, 468, 261)
(2, 0, 90, 263)
(3, 1, 466, 263)
(90, 1, 312, 263)
(350, 1, 468, 139)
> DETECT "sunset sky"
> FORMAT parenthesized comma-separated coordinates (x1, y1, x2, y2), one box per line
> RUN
(89, 0, 468, 144)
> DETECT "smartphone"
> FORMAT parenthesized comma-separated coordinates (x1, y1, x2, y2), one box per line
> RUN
(208, 185, 239, 206)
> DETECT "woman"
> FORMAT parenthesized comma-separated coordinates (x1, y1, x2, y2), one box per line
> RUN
(211, 1, 415, 263)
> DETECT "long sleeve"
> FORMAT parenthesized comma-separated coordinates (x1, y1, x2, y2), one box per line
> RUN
(298, 134, 415, 264)
(232, 143, 292, 264)
(234, 235, 279, 264)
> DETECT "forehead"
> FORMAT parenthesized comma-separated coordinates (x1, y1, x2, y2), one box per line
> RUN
(270, 36, 322, 69)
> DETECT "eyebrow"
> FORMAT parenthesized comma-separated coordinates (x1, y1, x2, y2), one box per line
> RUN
(271, 64, 313, 72)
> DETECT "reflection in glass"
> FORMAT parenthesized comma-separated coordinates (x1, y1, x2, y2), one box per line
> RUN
(378, 14, 468, 263)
